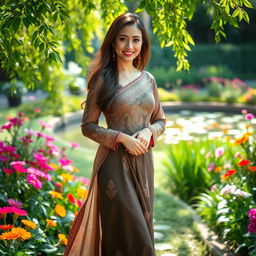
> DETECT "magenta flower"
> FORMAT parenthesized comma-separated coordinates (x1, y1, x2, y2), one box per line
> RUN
(26, 174, 42, 189)
(215, 147, 224, 158)
(3, 168, 15, 174)
(249, 209, 256, 221)
(3, 145, 16, 153)
(1, 122, 14, 130)
(21, 137, 33, 144)
(0, 156, 8, 162)
(38, 120, 52, 129)
(13, 164, 27, 173)
(7, 199, 23, 208)
(58, 158, 73, 166)
(27, 167, 52, 181)
(208, 163, 215, 172)
(43, 134, 55, 142)
(70, 142, 79, 149)
(245, 113, 255, 120)
(37, 132, 44, 138)
(0, 206, 27, 216)
(33, 153, 48, 163)
(248, 209, 256, 233)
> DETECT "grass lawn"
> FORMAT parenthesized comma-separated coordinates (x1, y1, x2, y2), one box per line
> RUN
(0, 106, 207, 256)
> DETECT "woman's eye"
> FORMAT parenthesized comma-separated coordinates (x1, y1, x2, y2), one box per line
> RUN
(119, 38, 126, 41)
(134, 39, 140, 42)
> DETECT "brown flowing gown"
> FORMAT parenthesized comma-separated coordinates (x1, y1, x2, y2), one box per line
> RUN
(64, 71, 166, 256)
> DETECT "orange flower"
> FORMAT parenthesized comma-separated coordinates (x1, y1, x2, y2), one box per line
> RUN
(55, 204, 66, 217)
(0, 231, 19, 240)
(214, 166, 222, 173)
(58, 233, 68, 245)
(21, 219, 37, 229)
(11, 227, 32, 240)
(248, 166, 256, 172)
(0, 224, 14, 230)
(233, 135, 248, 145)
(49, 191, 63, 199)
(46, 219, 57, 227)
(221, 169, 237, 180)
(238, 159, 251, 166)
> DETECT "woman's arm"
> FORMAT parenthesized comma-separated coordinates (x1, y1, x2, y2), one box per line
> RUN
(80, 76, 120, 151)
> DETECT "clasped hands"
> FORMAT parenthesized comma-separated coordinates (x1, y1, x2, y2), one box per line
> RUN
(119, 128, 152, 156)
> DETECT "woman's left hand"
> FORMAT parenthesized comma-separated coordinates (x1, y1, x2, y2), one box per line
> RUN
(131, 128, 152, 149)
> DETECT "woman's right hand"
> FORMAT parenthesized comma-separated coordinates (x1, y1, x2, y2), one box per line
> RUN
(117, 133, 148, 156)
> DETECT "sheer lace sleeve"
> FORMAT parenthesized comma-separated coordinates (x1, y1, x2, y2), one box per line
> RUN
(80, 76, 120, 150)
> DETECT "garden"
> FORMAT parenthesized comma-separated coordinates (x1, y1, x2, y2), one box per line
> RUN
(1, 0, 256, 256)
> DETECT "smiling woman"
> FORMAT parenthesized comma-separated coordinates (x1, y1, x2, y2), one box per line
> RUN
(64, 13, 166, 256)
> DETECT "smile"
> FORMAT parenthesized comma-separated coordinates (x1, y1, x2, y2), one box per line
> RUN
(123, 51, 134, 56)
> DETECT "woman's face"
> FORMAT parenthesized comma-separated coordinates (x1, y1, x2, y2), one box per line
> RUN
(113, 24, 143, 63)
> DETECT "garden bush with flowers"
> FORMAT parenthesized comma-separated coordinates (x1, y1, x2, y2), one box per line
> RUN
(163, 110, 256, 255)
(0, 112, 88, 255)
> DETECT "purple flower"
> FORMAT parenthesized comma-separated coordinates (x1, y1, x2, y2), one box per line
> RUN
(208, 163, 215, 172)
(215, 147, 224, 158)
(7, 198, 23, 208)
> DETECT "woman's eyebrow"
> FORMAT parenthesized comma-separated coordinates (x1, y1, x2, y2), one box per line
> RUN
(118, 34, 142, 38)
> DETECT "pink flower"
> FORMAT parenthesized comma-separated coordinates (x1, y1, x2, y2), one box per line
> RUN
(248, 222, 256, 233)
(33, 153, 48, 163)
(245, 113, 254, 120)
(34, 108, 41, 113)
(210, 184, 217, 192)
(234, 152, 241, 158)
(249, 209, 256, 221)
(77, 199, 83, 207)
(234, 189, 251, 198)
(43, 134, 55, 142)
(205, 152, 211, 158)
(26, 174, 42, 189)
(7, 199, 23, 208)
(24, 128, 37, 136)
(80, 177, 90, 186)
(58, 158, 73, 166)
(38, 120, 52, 129)
(37, 132, 44, 138)
(241, 109, 247, 115)
(27, 167, 52, 181)
(13, 164, 27, 173)
(215, 147, 224, 158)
(208, 163, 215, 172)
(0, 206, 27, 216)
(220, 184, 237, 196)
(70, 142, 79, 149)
(9, 161, 26, 166)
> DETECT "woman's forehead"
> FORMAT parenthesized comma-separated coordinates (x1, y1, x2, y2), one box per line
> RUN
(117, 24, 142, 37)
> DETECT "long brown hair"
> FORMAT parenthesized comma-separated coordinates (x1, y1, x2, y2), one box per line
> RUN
(82, 12, 150, 110)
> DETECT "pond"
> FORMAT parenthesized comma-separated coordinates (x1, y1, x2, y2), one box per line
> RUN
(55, 111, 255, 150)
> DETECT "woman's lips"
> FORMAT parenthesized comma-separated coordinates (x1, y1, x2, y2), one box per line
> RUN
(123, 51, 134, 56)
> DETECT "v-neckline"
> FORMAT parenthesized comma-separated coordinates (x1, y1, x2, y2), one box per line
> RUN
(118, 71, 144, 89)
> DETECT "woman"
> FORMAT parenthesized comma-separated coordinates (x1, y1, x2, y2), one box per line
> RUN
(65, 12, 166, 256)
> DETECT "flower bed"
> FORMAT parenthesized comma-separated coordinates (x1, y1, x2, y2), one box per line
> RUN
(0, 113, 87, 255)
(163, 110, 256, 255)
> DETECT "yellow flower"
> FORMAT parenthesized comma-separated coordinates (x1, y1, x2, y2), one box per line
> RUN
(58, 233, 68, 245)
(49, 190, 63, 199)
(72, 166, 79, 173)
(49, 163, 59, 170)
(55, 204, 66, 217)
(77, 187, 87, 199)
(11, 227, 32, 241)
(21, 219, 37, 229)
(233, 135, 249, 145)
(46, 219, 57, 227)
(61, 173, 74, 182)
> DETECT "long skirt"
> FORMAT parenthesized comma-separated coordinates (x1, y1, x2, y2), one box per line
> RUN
(98, 145, 156, 256)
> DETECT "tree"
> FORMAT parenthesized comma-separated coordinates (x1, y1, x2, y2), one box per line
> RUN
(0, 0, 254, 94)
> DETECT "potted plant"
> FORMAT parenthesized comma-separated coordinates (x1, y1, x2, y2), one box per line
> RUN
(1, 81, 27, 107)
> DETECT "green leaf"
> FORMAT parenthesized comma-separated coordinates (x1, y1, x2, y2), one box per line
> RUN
(244, 0, 253, 8)
(39, 42, 45, 52)
(31, 30, 38, 43)
(40, 244, 58, 253)
(39, 25, 44, 34)
(12, 17, 21, 32)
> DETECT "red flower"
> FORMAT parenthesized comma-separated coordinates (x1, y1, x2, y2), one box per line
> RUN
(0, 224, 14, 230)
(67, 193, 76, 204)
(221, 169, 237, 180)
(238, 159, 251, 166)
(248, 166, 256, 172)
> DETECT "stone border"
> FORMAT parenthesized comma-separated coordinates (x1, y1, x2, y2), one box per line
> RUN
(162, 101, 256, 114)
(192, 214, 236, 256)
